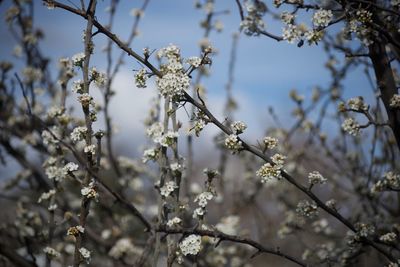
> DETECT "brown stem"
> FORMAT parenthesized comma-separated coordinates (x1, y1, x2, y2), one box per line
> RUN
(368, 41, 400, 152)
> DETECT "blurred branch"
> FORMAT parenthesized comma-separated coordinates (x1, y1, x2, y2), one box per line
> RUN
(156, 226, 308, 267)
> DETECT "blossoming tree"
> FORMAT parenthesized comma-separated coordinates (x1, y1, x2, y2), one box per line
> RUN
(0, 0, 399, 266)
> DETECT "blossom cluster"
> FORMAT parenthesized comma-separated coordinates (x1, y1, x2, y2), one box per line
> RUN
(312, 9, 333, 28)
(159, 181, 178, 198)
(371, 171, 400, 195)
(179, 234, 202, 256)
(224, 134, 243, 152)
(296, 200, 318, 219)
(240, 0, 267, 35)
(308, 171, 327, 186)
(155, 44, 191, 98)
(342, 117, 360, 136)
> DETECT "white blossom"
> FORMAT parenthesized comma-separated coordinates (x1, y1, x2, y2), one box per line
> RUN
(263, 136, 278, 149)
(48, 204, 58, 211)
(43, 247, 60, 258)
(142, 148, 158, 163)
(342, 117, 360, 136)
(308, 171, 327, 185)
(389, 94, 400, 108)
(134, 69, 147, 88)
(38, 189, 56, 203)
(282, 24, 301, 44)
(379, 232, 397, 243)
(231, 121, 247, 134)
(70, 126, 87, 142)
(224, 134, 242, 152)
(79, 247, 91, 263)
(193, 207, 204, 218)
(156, 72, 190, 98)
(194, 192, 213, 207)
(72, 79, 84, 94)
(160, 181, 178, 197)
(271, 153, 286, 168)
(67, 225, 85, 236)
(312, 9, 333, 28)
(280, 12, 295, 25)
(167, 217, 182, 227)
(72, 52, 85, 67)
(81, 182, 98, 199)
(156, 131, 179, 147)
(170, 162, 183, 172)
(296, 200, 318, 218)
(179, 235, 202, 256)
(45, 166, 67, 181)
(90, 67, 107, 87)
(186, 57, 202, 68)
(256, 163, 282, 183)
(84, 144, 96, 156)
(64, 162, 79, 172)
(146, 122, 164, 140)
(347, 97, 368, 111)
(77, 93, 93, 107)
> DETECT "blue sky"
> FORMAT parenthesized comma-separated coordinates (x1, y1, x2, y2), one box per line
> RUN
(0, 0, 372, 157)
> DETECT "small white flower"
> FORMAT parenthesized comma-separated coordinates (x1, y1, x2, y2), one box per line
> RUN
(48, 204, 58, 211)
(43, 247, 60, 258)
(142, 148, 158, 163)
(296, 200, 318, 218)
(134, 69, 147, 88)
(186, 57, 202, 68)
(271, 153, 286, 168)
(72, 52, 85, 67)
(225, 134, 242, 152)
(389, 94, 400, 108)
(342, 117, 360, 136)
(159, 181, 178, 197)
(146, 122, 164, 140)
(194, 192, 213, 207)
(170, 162, 183, 172)
(193, 207, 204, 218)
(90, 67, 107, 87)
(81, 182, 98, 199)
(379, 232, 397, 243)
(263, 136, 278, 149)
(38, 189, 56, 203)
(45, 166, 67, 182)
(256, 163, 282, 183)
(231, 121, 247, 134)
(77, 93, 93, 107)
(179, 235, 202, 256)
(308, 171, 327, 185)
(72, 79, 84, 94)
(64, 162, 79, 172)
(70, 126, 87, 142)
(84, 144, 96, 156)
(79, 247, 91, 263)
(282, 24, 301, 44)
(280, 12, 295, 25)
(167, 217, 182, 227)
(156, 72, 190, 98)
(312, 9, 333, 28)
(347, 97, 368, 111)
(67, 225, 85, 236)
(156, 131, 179, 147)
